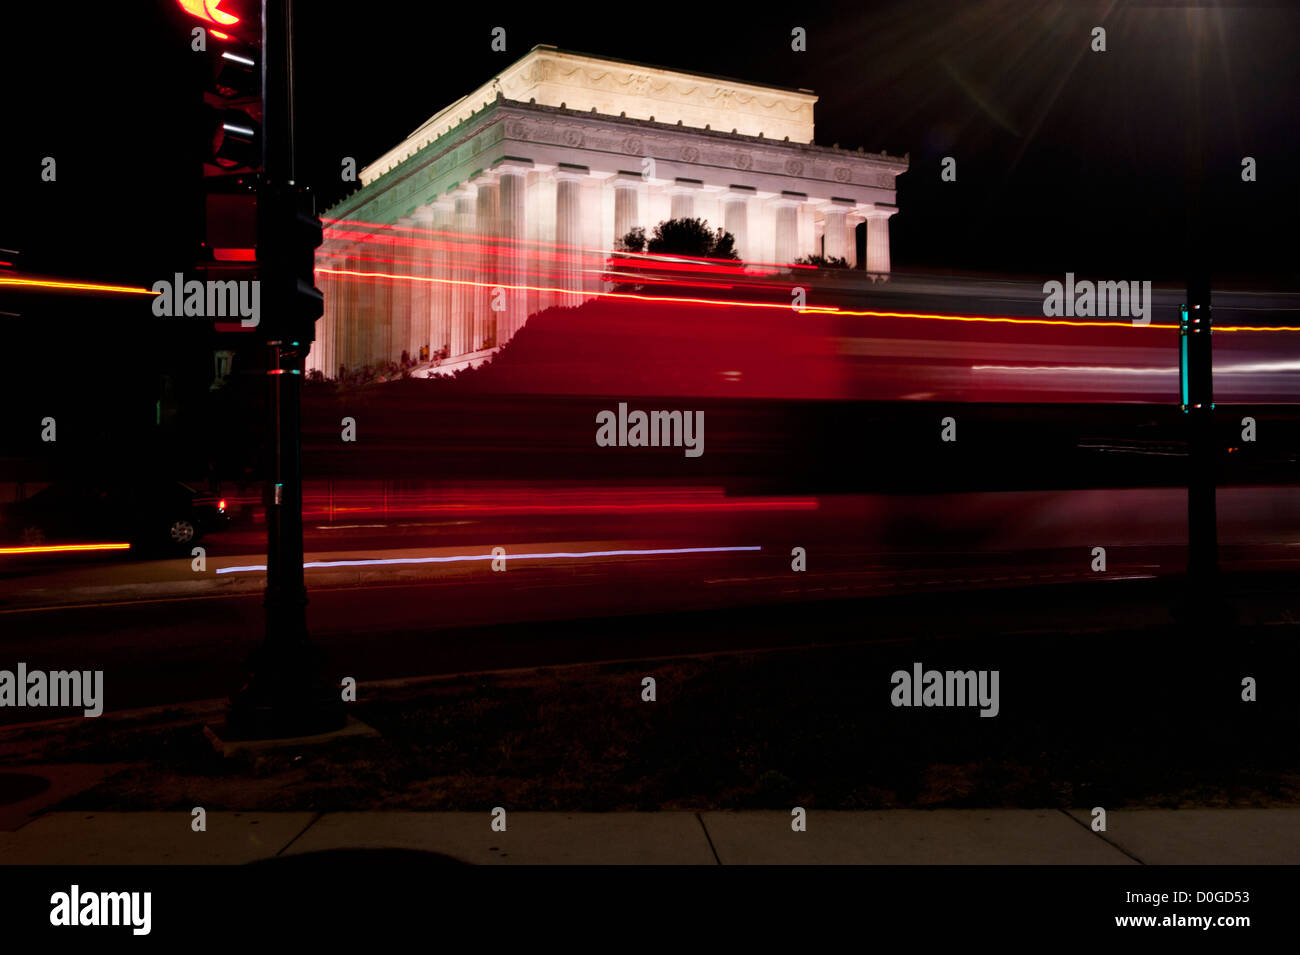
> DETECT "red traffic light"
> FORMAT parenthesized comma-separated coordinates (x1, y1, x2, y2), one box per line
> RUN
(177, 0, 250, 40)
(177, 0, 240, 26)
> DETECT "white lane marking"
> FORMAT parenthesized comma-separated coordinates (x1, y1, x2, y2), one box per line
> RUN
(216, 545, 763, 575)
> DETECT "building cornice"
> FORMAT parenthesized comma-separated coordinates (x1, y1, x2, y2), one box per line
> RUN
(332, 97, 907, 221)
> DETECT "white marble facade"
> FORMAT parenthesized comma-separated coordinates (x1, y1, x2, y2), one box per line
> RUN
(310, 45, 908, 377)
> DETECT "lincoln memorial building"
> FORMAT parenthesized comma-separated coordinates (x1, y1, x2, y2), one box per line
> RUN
(309, 45, 909, 378)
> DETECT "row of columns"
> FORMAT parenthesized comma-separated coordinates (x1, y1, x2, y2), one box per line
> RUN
(311, 170, 895, 377)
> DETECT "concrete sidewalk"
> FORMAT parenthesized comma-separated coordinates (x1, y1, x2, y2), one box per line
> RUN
(2, 809, 1297, 865)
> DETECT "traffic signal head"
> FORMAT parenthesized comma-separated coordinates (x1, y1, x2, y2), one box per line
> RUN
(287, 199, 326, 342)
(179, 0, 262, 175)
(258, 188, 324, 344)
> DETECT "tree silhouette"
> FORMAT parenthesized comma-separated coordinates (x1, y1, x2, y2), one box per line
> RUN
(793, 254, 851, 269)
(618, 218, 741, 260)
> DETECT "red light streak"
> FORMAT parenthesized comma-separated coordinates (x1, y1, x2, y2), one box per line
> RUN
(0, 543, 131, 556)
(318, 265, 1226, 328)
(315, 232, 1300, 333)
(1212, 324, 1300, 332)
(220, 488, 820, 521)
(0, 277, 157, 296)
(318, 265, 829, 313)
(301, 498, 819, 517)
(323, 217, 810, 272)
(323, 249, 736, 295)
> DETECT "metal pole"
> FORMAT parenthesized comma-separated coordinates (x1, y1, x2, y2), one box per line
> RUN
(1182, 300, 1216, 583)
(1179, 42, 1224, 626)
(228, 0, 343, 737)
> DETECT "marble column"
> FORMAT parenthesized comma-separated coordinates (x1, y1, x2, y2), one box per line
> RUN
(335, 248, 350, 373)
(310, 246, 331, 375)
(392, 216, 415, 365)
(555, 166, 586, 306)
(669, 179, 699, 221)
(612, 173, 640, 249)
(495, 160, 530, 344)
(409, 208, 434, 362)
(823, 202, 851, 263)
(318, 252, 332, 379)
(723, 188, 751, 260)
(354, 238, 378, 369)
(865, 203, 897, 277)
(450, 185, 477, 357)
(320, 249, 335, 375)
(846, 210, 866, 269)
(375, 230, 397, 367)
(474, 174, 499, 351)
(773, 197, 800, 265)
(528, 171, 555, 317)
(431, 200, 454, 360)
(342, 245, 361, 373)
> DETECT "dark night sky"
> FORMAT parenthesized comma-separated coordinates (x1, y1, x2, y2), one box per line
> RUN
(3, 0, 1299, 287)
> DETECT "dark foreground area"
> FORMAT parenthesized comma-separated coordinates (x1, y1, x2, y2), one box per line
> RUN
(6, 581, 1296, 814)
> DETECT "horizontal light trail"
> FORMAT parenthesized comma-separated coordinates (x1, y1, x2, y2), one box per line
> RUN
(0, 542, 132, 555)
(326, 241, 765, 281)
(0, 277, 156, 296)
(316, 266, 838, 314)
(829, 308, 1177, 328)
(1203, 360, 1300, 373)
(323, 217, 814, 271)
(973, 364, 1179, 375)
(975, 359, 1300, 374)
(317, 266, 1206, 328)
(216, 544, 763, 575)
(303, 499, 819, 516)
(322, 253, 733, 294)
(1216, 326, 1300, 332)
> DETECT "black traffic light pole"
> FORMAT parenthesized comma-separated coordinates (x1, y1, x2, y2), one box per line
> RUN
(228, 0, 343, 737)
(1179, 62, 1226, 629)
(1182, 297, 1217, 598)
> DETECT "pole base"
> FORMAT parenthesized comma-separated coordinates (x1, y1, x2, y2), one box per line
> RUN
(225, 644, 347, 741)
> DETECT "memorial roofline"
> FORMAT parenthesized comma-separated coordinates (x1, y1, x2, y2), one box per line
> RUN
(365, 44, 822, 181)
(529, 44, 817, 97)
(332, 98, 908, 221)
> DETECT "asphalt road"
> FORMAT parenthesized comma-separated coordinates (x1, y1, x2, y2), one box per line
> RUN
(1, 485, 1298, 721)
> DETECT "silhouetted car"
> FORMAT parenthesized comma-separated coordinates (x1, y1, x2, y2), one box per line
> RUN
(1, 480, 228, 556)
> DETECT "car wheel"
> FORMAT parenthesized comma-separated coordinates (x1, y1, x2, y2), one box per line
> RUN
(168, 519, 197, 545)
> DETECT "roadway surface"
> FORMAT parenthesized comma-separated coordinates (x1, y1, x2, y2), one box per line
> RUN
(1, 485, 1298, 721)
